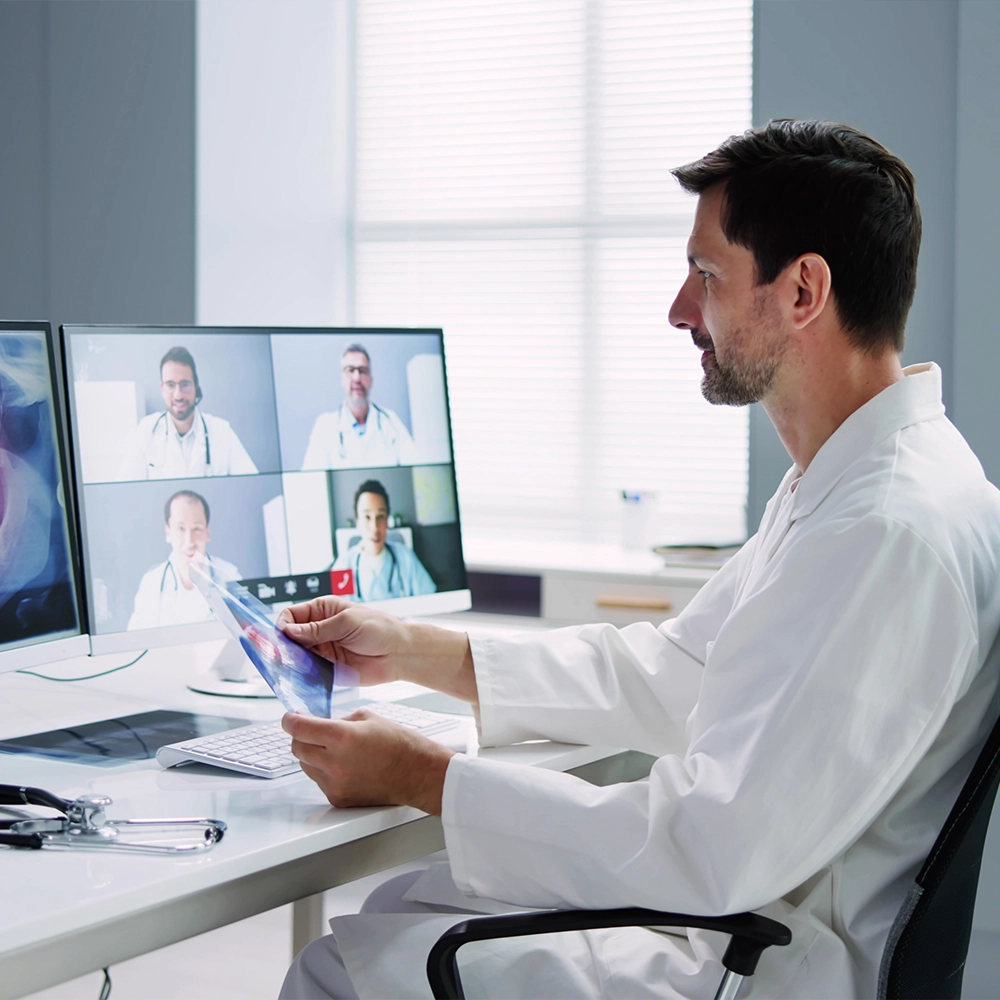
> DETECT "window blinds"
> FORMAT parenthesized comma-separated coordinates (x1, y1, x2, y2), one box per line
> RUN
(354, 0, 753, 547)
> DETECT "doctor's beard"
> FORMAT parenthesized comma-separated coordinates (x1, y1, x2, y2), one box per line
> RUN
(695, 296, 787, 407)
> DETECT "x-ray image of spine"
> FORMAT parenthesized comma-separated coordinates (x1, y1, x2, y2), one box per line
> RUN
(0, 334, 77, 645)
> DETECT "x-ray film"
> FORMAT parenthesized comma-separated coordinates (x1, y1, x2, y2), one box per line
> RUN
(190, 559, 358, 717)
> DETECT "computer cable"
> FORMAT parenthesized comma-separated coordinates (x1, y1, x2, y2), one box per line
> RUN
(17, 650, 148, 682)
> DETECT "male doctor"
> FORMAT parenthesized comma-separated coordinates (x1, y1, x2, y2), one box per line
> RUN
(331, 480, 437, 602)
(116, 346, 258, 480)
(127, 490, 241, 630)
(278, 121, 1000, 1000)
(301, 344, 418, 470)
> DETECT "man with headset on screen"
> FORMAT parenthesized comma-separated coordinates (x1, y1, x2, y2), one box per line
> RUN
(127, 490, 241, 630)
(116, 346, 258, 480)
(278, 121, 1000, 999)
(331, 479, 436, 602)
(301, 343, 419, 470)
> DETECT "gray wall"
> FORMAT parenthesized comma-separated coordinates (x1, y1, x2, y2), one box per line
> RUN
(750, 0, 998, 527)
(0, 1, 196, 329)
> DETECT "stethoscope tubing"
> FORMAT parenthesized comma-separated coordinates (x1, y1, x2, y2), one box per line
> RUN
(151, 410, 211, 467)
(337, 403, 391, 460)
(352, 542, 400, 601)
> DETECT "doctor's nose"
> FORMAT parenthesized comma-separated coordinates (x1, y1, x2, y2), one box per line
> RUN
(668, 277, 701, 331)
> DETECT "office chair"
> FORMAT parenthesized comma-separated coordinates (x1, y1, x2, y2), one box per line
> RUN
(877, 696, 1000, 999)
(426, 907, 790, 1000)
(427, 700, 1000, 1000)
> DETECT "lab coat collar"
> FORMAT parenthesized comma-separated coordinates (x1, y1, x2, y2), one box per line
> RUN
(165, 405, 204, 442)
(787, 362, 945, 521)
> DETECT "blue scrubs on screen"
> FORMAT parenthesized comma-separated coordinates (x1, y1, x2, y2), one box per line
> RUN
(334, 541, 437, 602)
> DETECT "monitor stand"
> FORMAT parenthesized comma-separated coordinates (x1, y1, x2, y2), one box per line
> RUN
(187, 638, 275, 699)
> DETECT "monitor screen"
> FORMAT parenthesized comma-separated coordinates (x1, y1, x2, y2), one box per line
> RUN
(0, 323, 87, 672)
(62, 326, 470, 653)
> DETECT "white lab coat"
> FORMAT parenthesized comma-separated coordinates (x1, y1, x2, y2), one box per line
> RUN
(116, 408, 258, 480)
(301, 404, 418, 470)
(127, 554, 241, 630)
(332, 541, 437, 602)
(312, 363, 1000, 999)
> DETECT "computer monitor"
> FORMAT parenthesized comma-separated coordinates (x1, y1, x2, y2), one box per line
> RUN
(0, 322, 88, 673)
(61, 326, 471, 659)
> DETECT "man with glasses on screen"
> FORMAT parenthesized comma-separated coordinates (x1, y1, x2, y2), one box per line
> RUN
(116, 346, 258, 480)
(278, 121, 1000, 1000)
(301, 344, 418, 470)
(127, 490, 241, 630)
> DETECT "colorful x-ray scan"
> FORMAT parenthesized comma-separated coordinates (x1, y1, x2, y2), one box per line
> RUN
(0, 330, 79, 651)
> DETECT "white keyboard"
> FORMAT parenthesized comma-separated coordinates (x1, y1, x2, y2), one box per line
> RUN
(156, 702, 465, 778)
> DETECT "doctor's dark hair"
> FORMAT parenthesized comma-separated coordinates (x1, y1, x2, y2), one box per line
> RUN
(160, 346, 203, 403)
(354, 479, 390, 515)
(164, 490, 210, 525)
(671, 119, 921, 355)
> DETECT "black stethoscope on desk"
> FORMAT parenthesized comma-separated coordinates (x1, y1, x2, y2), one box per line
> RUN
(150, 410, 211, 467)
(0, 784, 226, 853)
(337, 403, 394, 460)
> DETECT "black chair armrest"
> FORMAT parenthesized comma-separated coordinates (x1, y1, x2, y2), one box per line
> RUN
(426, 907, 792, 999)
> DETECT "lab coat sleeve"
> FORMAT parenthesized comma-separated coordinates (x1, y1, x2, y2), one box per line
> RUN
(115, 423, 151, 481)
(222, 423, 258, 475)
(468, 537, 751, 754)
(391, 413, 419, 465)
(126, 569, 160, 630)
(301, 413, 333, 471)
(444, 515, 979, 916)
(406, 548, 437, 596)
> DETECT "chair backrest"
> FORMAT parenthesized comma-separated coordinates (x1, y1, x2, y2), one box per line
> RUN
(878, 688, 1000, 999)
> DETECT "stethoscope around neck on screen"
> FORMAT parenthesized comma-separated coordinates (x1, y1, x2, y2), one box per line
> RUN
(350, 543, 400, 601)
(160, 554, 218, 594)
(337, 402, 393, 460)
(150, 410, 211, 467)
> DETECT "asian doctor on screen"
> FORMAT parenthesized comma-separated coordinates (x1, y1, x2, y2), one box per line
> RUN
(116, 346, 258, 480)
(301, 344, 419, 470)
(127, 490, 241, 630)
(331, 480, 436, 601)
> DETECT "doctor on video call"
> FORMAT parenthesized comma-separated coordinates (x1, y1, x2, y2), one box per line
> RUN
(127, 490, 241, 630)
(331, 480, 436, 602)
(301, 344, 419, 470)
(116, 346, 258, 480)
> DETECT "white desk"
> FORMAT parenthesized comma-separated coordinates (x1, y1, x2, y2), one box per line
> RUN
(0, 629, 650, 998)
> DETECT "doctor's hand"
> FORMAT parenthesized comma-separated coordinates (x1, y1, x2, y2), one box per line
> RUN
(282, 710, 454, 814)
(277, 596, 479, 706)
(277, 596, 408, 686)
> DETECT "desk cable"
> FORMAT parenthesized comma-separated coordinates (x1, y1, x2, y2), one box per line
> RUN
(16, 651, 148, 683)
(99, 967, 112, 1000)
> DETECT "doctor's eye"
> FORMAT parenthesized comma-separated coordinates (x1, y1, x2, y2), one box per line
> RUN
(698, 270, 713, 281)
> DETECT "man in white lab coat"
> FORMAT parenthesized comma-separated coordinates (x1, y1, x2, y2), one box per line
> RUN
(128, 490, 241, 631)
(116, 346, 259, 480)
(276, 121, 1000, 999)
(300, 343, 418, 470)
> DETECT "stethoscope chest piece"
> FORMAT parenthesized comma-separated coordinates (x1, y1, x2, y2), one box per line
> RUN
(0, 785, 226, 854)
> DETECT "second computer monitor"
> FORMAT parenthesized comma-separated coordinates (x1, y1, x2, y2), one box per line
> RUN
(0, 322, 88, 673)
(62, 326, 470, 655)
